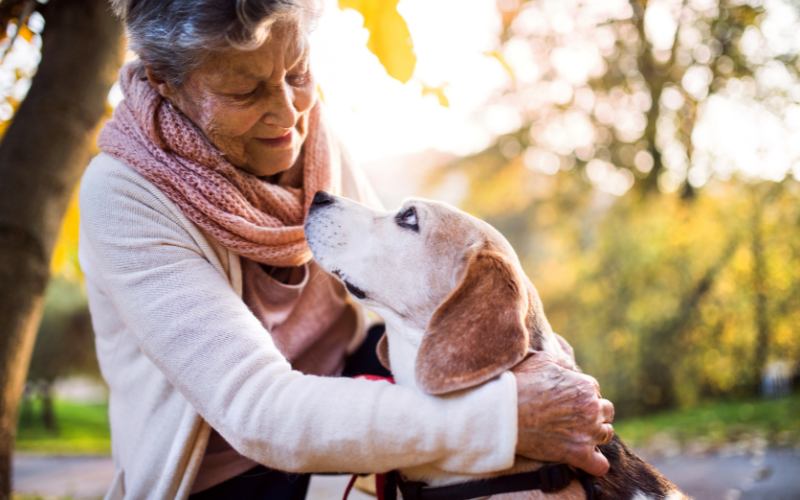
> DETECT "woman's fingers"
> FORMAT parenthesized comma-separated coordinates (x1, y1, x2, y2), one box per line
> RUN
(595, 423, 615, 446)
(570, 447, 611, 477)
(514, 349, 576, 372)
(513, 350, 555, 371)
(552, 333, 576, 363)
(600, 398, 615, 423)
(580, 372, 601, 396)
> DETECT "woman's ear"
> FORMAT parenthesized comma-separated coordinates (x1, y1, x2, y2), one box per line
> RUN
(414, 244, 530, 395)
(144, 67, 179, 103)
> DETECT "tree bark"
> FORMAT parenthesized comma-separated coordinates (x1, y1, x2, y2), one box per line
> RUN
(750, 189, 770, 394)
(0, 0, 123, 497)
(39, 381, 56, 432)
(637, 237, 740, 414)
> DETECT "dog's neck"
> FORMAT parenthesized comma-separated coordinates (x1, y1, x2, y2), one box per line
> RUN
(382, 318, 425, 391)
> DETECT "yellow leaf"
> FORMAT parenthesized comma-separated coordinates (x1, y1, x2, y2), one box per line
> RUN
(18, 24, 34, 43)
(486, 51, 515, 81)
(422, 84, 449, 107)
(339, 0, 417, 83)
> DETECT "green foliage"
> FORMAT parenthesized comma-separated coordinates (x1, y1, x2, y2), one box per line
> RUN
(431, 153, 800, 416)
(16, 400, 110, 455)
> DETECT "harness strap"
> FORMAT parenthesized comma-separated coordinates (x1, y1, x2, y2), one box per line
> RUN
(576, 468, 603, 500)
(384, 463, 603, 500)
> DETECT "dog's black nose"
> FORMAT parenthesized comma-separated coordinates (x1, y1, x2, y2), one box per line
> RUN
(311, 190, 335, 207)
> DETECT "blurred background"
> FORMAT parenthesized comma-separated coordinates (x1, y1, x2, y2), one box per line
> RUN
(5, 0, 800, 498)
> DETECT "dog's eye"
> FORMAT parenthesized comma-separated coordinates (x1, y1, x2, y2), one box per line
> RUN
(397, 207, 419, 231)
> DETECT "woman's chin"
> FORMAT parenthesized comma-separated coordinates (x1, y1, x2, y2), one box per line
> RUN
(240, 149, 297, 177)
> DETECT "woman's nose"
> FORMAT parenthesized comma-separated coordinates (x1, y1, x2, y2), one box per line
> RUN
(262, 84, 297, 129)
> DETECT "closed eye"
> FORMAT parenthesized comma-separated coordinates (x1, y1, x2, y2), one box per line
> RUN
(396, 207, 419, 232)
(228, 85, 259, 101)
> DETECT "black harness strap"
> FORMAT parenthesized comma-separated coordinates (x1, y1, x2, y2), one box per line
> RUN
(383, 464, 602, 500)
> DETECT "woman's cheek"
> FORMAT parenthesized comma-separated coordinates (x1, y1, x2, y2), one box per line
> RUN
(296, 76, 317, 114)
(292, 81, 317, 142)
(199, 97, 257, 137)
(198, 101, 262, 163)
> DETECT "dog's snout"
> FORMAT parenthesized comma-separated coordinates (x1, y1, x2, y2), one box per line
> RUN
(311, 191, 335, 207)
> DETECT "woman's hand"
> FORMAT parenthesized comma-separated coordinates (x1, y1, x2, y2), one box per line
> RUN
(513, 351, 615, 477)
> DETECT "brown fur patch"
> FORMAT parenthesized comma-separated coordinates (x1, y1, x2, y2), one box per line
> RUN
(597, 436, 681, 499)
(415, 244, 530, 395)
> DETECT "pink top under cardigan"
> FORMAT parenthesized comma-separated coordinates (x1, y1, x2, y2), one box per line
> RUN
(191, 258, 358, 493)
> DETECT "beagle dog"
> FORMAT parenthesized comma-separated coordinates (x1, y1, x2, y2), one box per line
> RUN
(304, 191, 686, 500)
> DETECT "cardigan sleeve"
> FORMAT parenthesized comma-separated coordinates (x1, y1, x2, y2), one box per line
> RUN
(78, 156, 517, 475)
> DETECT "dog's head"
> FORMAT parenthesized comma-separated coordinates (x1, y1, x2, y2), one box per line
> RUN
(305, 191, 553, 394)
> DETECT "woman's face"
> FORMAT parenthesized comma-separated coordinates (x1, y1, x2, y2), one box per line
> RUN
(153, 21, 316, 177)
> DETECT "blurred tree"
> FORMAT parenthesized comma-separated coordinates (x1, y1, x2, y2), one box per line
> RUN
(26, 279, 99, 431)
(482, 0, 788, 197)
(0, 0, 122, 497)
(430, 0, 800, 416)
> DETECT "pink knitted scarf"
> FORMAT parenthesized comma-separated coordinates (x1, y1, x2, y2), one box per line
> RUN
(97, 62, 340, 267)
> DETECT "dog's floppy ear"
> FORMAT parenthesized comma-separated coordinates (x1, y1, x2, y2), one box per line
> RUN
(415, 244, 530, 395)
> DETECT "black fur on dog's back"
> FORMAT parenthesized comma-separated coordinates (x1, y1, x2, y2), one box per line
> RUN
(597, 436, 683, 500)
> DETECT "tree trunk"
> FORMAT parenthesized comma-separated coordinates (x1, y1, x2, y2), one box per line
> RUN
(629, 0, 689, 195)
(0, 0, 123, 497)
(637, 237, 739, 414)
(750, 191, 770, 394)
(39, 381, 56, 432)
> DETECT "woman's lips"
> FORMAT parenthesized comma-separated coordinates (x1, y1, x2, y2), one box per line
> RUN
(257, 131, 292, 147)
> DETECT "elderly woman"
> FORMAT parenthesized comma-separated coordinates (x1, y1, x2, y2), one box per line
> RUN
(78, 1, 615, 499)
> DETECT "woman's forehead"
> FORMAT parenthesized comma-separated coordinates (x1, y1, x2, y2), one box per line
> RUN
(200, 25, 308, 83)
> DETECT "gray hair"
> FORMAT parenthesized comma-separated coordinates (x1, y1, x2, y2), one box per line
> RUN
(110, 0, 320, 87)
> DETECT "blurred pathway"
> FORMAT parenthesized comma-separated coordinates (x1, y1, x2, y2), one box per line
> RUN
(13, 455, 114, 499)
(649, 448, 800, 500)
(12, 455, 372, 500)
(13, 449, 800, 499)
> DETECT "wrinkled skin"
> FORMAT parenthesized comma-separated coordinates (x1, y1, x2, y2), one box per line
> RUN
(513, 349, 615, 477)
(146, 20, 315, 177)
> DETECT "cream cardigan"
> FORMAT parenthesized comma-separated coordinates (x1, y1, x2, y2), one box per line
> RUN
(78, 153, 517, 500)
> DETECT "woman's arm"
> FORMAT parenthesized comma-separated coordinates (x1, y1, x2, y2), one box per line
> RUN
(79, 157, 518, 475)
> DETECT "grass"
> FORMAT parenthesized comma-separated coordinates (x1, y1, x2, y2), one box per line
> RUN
(15, 398, 110, 455)
(614, 391, 800, 454)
